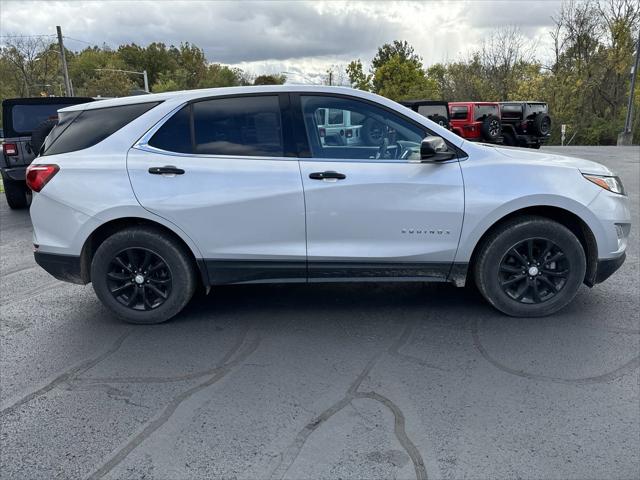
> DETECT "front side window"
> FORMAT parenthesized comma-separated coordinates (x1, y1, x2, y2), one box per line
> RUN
(43, 102, 159, 156)
(193, 96, 282, 156)
(301, 95, 426, 161)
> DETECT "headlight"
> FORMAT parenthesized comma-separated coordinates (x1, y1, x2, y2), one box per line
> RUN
(582, 174, 625, 195)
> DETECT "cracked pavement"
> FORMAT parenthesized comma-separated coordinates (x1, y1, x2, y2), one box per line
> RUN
(1, 146, 639, 479)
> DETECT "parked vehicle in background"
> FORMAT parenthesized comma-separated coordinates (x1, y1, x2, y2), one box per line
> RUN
(27, 86, 629, 324)
(314, 107, 364, 146)
(1, 96, 94, 208)
(448, 101, 502, 143)
(400, 100, 452, 130)
(500, 101, 551, 149)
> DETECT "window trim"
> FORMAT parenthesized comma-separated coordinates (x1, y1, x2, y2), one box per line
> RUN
(135, 93, 293, 160)
(134, 91, 467, 162)
(291, 92, 466, 163)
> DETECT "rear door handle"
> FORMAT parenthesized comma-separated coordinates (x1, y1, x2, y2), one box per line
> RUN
(309, 171, 346, 180)
(148, 166, 185, 175)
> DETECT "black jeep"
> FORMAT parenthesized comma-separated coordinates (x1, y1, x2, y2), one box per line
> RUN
(1, 97, 94, 208)
(499, 101, 551, 149)
(399, 100, 451, 129)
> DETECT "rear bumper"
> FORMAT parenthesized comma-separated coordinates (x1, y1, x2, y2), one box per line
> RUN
(586, 253, 626, 286)
(34, 251, 87, 284)
(0, 166, 27, 181)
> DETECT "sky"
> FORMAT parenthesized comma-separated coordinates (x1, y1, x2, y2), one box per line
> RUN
(0, 0, 564, 84)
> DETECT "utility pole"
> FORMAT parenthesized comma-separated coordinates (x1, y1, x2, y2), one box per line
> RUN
(56, 26, 73, 96)
(618, 29, 640, 146)
(143, 70, 149, 93)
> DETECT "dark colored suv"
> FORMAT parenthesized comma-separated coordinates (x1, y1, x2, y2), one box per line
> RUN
(400, 100, 452, 129)
(1, 97, 94, 208)
(499, 102, 551, 149)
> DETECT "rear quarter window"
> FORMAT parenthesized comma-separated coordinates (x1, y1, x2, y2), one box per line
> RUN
(450, 106, 468, 120)
(42, 102, 159, 156)
(474, 105, 499, 121)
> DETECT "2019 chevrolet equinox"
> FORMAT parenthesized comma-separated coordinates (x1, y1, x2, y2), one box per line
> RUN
(26, 86, 630, 323)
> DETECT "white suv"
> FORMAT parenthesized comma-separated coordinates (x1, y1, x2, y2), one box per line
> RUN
(27, 86, 630, 324)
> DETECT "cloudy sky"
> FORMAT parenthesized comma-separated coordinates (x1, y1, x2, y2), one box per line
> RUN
(0, 0, 563, 83)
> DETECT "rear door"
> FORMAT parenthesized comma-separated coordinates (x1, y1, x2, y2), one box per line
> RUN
(128, 94, 307, 284)
(294, 93, 465, 281)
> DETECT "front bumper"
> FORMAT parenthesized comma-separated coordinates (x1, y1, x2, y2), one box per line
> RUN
(592, 253, 626, 285)
(34, 251, 87, 284)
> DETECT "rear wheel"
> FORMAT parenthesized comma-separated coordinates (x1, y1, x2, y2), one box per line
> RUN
(474, 217, 586, 317)
(481, 115, 502, 142)
(3, 177, 31, 209)
(91, 227, 197, 324)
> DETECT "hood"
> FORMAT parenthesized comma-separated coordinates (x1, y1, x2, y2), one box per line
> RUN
(480, 144, 614, 176)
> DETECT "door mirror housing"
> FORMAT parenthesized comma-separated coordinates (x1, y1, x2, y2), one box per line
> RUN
(420, 136, 456, 161)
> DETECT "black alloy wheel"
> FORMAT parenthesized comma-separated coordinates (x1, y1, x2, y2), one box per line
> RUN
(499, 238, 569, 304)
(488, 118, 500, 138)
(107, 248, 172, 310)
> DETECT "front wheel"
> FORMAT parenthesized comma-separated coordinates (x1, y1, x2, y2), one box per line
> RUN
(474, 217, 586, 317)
(91, 227, 197, 324)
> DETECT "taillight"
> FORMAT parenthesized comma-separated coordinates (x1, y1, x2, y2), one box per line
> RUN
(345, 129, 353, 138)
(26, 164, 59, 192)
(3, 143, 18, 156)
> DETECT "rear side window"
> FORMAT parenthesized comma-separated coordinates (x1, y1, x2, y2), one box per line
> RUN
(148, 105, 192, 153)
(192, 96, 283, 156)
(42, 102, 159, 156)
(418, 105, 448, 119)
(450, 106, 468, 120)
(474, 105, 499, 121)
(500, 104, 522, 119)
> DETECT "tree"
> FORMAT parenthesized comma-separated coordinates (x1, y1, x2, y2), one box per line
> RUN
(253, 74, 286, 85)
(346, 59, 372, 91)
(372, 54, 438, 101)
(371, 40, 421, 70)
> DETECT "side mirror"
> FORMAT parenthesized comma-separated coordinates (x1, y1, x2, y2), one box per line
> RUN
(420, 135, 456, 161)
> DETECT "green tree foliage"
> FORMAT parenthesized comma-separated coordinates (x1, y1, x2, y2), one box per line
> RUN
(253, 74, 286, 85)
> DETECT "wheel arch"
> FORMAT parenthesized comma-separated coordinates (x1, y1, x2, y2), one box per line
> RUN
(79, 216, 208, 286)
(461, 205, 598, 287)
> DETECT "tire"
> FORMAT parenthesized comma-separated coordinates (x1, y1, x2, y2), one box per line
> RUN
(474, 216, 586, 317)
(30, 119, 57, 156)
(502, 131, 516, 146)
(533, 113, 551, 136)
(91, 227, 197, 324)
(429, 114, 449, 128)
(531, 143, 542, 149)
(3, 177, 31, 209)
(481, 115, 502, 142)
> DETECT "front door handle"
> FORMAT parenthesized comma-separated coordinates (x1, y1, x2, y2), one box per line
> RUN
(148, 165, 185, 175)
(309, 171, 346, 180)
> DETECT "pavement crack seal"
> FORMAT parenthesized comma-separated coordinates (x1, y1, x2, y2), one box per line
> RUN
(472, 319, 640, 385)
(269, 323, 428, 480)
(0, 328, 133, 415)
(85, 326, 260, 480)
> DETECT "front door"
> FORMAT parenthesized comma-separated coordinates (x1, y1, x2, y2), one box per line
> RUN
(128, 94, 307, 284)
(295, 94, 465, 281)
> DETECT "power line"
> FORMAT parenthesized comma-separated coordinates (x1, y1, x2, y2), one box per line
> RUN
(63, 36, 95, 46)
(0, 34, 56, 38)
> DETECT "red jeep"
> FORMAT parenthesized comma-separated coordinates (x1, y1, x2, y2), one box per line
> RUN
(448, 102, 502, 143)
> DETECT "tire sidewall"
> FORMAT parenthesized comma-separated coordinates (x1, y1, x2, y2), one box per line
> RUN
(477, 219, 586, 317)
(91, 228, 195, 324)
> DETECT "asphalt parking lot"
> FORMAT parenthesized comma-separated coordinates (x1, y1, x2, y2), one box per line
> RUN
(1, 146, 638, 480)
